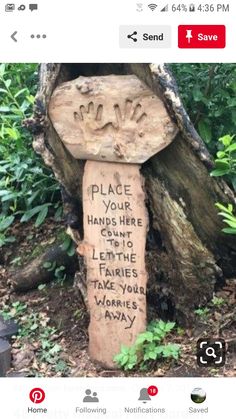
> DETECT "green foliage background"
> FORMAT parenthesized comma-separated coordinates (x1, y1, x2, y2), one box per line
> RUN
(171, 64, 236, 154)
(0, 63, 236, 244)
(0, 64, 61, 245)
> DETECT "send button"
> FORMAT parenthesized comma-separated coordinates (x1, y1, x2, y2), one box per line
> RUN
(120, 26, 171, 48)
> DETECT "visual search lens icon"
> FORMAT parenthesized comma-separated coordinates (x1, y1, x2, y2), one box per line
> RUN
(197, 338, 226, 367)
(29, 388, 45, 404)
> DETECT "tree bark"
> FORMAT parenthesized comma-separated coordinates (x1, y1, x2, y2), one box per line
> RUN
(10, 244, 77, 292)
(25, 63, 236, 325)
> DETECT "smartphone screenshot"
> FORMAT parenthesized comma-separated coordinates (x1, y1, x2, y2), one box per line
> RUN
(0, 1, 235, 417)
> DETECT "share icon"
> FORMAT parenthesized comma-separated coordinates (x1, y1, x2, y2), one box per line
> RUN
(127, 31, 138, 42)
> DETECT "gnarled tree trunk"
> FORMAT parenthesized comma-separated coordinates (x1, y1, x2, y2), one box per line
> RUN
(25, 63, 236, 325)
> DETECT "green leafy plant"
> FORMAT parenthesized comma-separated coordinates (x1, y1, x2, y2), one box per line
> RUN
(171, 64, 236, 155)
(43, 261, 67, 285)
(61, 235, 76, 256)
(0, 63, 61, 227)
(114, 320, 180, 371)
(0, 301, 69, 375)
(215, 203, 236, 235)
(194, 307, 210, 319)
(54, 265, 66, 284)
(0, 301, 27, 320)
(211, 135, 236, 190)
(211, 296, 225, 306)
(0, 214, 15, 247)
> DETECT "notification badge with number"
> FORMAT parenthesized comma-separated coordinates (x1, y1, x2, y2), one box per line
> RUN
(148, 385, 158, 397)
(29, 388, 46, 404)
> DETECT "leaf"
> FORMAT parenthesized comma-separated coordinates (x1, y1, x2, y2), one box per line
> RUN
(35, 205, 48, 227)
(0, 106, 11, 112)
(162, 344, 180, 358)
(20, 204, 50, 223)
(214, 160, 230, 170)
(49, 344, 61, 355)
(113, 353, 124, 364)
(5, 127, 19, 140)
(210, 169, 230, 177)
(30, 323, 38, 331)
(222, 227, 236, 234)
(43, 262, 52, 269)
(38, 284, 46, 291)
(163, 322, 175, 332)
(222, 219, 236, 229)
(14, 88, 28, 98)
(217, 212, 236, 222)
(157, 320, 166, 331)
(6, 236, 16, 243)
(67, 242, 75, 257)
(120, 355, 129, 366)
(219, 134, 233, 147)
(61, 236, 71, 251)
(0, 215, 14, 231)
(120, 345, 129, 355)
(0, 63, 6, 77)
(216, 151, 226, 158)
(198, 120, 212, 143)
(1, 192, 19, 202)
(0, 190, 12, 197)
(135, 331, 153, 345)
(226, 143, 236, 152)
(5, 79, 11, 88)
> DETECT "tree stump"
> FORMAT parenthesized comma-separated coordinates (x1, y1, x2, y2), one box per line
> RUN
(27, 63, 236, 330)
(49, 74, 177, 367)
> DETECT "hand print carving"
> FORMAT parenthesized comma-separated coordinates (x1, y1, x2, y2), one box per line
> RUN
(49, 75, 178, 163)
(112, 100, 147, 158)
(73, 102, 105, 143)
(114, 100, 147, 137)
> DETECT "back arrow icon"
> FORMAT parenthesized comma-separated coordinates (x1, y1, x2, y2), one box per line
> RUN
(11, 31, 18, 42)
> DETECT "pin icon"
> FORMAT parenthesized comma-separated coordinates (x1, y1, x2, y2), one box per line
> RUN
(29, 388, 45, 404)
(186, 29, 193, 44)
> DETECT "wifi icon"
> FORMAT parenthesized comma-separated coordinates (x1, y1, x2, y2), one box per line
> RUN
(148, 3, 158, 11)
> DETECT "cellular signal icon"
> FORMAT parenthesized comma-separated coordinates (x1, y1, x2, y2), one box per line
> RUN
(148, 3, 158, 11)
(161, 4, 168, 12)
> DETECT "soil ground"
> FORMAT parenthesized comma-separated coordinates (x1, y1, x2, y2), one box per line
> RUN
(0, 219, 235, 378)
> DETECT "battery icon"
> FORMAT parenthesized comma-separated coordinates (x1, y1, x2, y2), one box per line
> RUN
(189, 4, 195, 12)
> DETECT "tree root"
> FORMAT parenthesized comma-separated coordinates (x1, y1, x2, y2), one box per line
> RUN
(9, 244, 77, 293)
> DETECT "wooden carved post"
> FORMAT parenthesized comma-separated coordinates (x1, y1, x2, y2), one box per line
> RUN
(49, 75, 178, 368)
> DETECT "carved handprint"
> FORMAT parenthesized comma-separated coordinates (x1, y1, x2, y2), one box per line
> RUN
(114, 100, 147, 133)
(74, 102, 104, 136)
(113, 100, 147, 157)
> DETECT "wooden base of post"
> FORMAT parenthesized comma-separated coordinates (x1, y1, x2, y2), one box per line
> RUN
(80, 161, 148, 368)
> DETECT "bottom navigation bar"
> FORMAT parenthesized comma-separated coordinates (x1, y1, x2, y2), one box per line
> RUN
(0, 377, 234, 418)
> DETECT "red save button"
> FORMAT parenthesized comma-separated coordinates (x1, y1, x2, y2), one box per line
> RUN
(178, 25, 226, 48)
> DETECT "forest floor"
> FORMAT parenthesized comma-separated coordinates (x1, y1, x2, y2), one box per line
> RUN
(0, 219, 236, 378)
